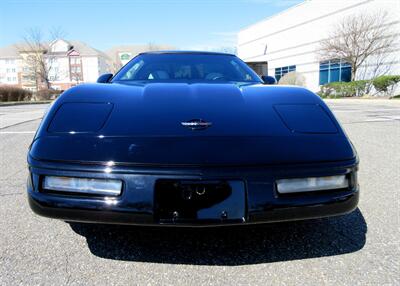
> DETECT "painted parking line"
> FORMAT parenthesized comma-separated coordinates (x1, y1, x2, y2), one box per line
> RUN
(0, 118, 42, 131)
(0, 131, 36, 134)
(363, 118, 396, 122)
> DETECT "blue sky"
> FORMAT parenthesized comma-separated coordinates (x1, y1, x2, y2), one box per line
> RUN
(0, 0, 302, 51)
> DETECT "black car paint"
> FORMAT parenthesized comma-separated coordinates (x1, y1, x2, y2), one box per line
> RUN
(30, 83, 355, 165)
(27, 52, 359, 226)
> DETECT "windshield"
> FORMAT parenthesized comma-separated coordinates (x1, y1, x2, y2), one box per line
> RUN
(112, 53, 262, 83)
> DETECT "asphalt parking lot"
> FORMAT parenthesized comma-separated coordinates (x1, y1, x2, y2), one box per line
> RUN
(0, 99, 399, 285)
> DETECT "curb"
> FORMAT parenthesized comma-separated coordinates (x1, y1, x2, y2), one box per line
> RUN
(0, 101, 52, 107)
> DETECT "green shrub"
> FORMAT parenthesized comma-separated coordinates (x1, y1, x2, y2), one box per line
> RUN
(372, 75, 400, 95)
(35, 89, 61, 101)
(0, 86, 32, 102)
(318, 80, 369, 98)
(350, 80, 369, 96)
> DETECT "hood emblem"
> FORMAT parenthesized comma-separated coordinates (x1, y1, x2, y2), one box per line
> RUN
(181, 119, 212, 130)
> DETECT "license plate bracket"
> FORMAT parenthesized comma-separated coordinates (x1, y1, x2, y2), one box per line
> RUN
(154, 179, 246, 224)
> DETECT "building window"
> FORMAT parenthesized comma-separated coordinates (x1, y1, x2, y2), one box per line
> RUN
(71, 57, 81, 64)
(319, 59, 351, 85)
(275, 65, 296, 81)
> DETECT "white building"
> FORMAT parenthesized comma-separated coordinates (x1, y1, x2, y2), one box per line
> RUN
(0, 39, 110, 91)
(0, 56, 21, 86)
(237, 0, 400, 92)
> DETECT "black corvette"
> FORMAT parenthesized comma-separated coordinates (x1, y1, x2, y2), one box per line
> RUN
(27, 51, 359, 226)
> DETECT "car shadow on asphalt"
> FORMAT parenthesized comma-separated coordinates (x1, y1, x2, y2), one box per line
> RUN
(69, 208, 367, 266)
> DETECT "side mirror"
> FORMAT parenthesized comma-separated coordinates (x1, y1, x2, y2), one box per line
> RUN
(261, 75, 277, 85)
(97, 73, 113, 83)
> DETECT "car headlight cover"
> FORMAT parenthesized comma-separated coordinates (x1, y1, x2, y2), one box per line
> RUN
(276, 175, 348, 194)
(47, 102, 113, 133)
(274, 104, 338, 134)
(43, 176, 122, 196)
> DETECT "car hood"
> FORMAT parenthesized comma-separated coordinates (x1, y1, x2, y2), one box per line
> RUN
(30, 82, 356, 166)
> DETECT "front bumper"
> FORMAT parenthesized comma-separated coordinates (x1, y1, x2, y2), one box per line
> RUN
(27, 157, 359, 226)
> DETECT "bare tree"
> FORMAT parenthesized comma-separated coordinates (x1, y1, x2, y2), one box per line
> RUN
(145, 42, 176, 52)
(49, 26, 67, 41)
(212, 46, 237, 55)
(319, 11, 397, 81)
(18, 27, 66, 91)
(358, 51, 394, 94)
(18, 28, 48, 91)
(146, 42, 158, 51)
(278, 71, 306, 86)
(70, 63, 83, 85)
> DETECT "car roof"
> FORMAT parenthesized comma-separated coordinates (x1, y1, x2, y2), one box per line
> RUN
(138, 50, 236, 56)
